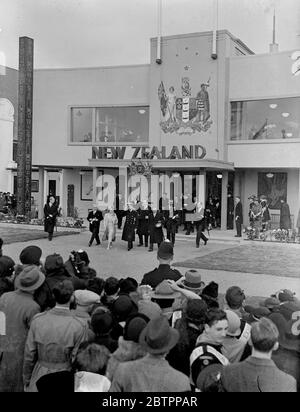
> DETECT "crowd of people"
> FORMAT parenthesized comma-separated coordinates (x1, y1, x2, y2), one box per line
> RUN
(0, 236, 299, 392)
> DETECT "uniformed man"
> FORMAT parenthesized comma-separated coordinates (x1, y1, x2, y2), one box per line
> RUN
(121, 203, 138, 251)
(148, 205, 165, 252)
(136, 201, 151, 247)
(141, 240, 182, 288)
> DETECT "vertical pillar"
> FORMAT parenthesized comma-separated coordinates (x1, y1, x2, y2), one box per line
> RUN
(17, 37, 34, 216)
(38, 167, 44, 219)
(43, 169, 48, 206)
(196, 170, 206, 204)
(59, 169, 64, 210)
(221, 171, 229, 230)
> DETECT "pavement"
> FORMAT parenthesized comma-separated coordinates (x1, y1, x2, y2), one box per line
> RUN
(2, 226, 299, 300)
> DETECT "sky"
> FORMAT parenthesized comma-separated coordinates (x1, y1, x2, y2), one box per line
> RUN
(0, 0, 299, 69)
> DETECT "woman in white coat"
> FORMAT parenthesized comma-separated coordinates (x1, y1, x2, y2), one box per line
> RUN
(103, 207, 118, 250)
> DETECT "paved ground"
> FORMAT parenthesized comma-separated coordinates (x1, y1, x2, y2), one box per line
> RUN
(1, 226, 299, 300)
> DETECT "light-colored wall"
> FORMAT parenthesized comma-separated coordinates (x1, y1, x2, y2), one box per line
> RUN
(149, 31, 232, 161)
(229, 51, 300, 100)
(228, 141, 300, 168)
(32, 65, 150, 167)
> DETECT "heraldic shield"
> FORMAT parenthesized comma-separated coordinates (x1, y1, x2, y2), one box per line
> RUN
(158, 77, 212, 135)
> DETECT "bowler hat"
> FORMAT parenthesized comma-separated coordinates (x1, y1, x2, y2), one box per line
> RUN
(178, 270, 205, 292)
(139, 315, 179, 354)
(15, 265, 45, 292)
(19, 246, 42, 265)
(157, 241, 174, 260)
(151, 280, 181, 300)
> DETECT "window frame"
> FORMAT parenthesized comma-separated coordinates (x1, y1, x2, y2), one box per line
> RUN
(68, 104, 150, 146)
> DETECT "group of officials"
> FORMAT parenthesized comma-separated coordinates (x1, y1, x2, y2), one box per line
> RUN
(85, 195, 210, 252)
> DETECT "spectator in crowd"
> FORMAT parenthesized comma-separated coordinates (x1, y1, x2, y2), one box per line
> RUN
(224, 286, 247, 320)
(176, 269, 205, 297)
(141, 240, 182, 288)
(44, 253, 71, 291)
(15, 246, 55, 311)
(110, 294, 138, 339)
(201, 282, 219, 309)
(222, 310, 250, 363)
(150, 280, 181, 322)
(167, 299, 208, 376)
(190, 308, 229, 391)
(220, 317, 297, 392)
(73, 289, 101, 323)
(0, 255, 15, 296)
(106, 313, 150, 382)
(90, 308, 118, 353)
(23, 280, 91, 392)
(36, 342, 111, 393)
(101, 276, 120, 310)
(109, 315, 191, 392)
(0, 266, 43, 392)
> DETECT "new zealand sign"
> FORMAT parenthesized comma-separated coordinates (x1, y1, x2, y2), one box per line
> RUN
(158, 77, 212, 135)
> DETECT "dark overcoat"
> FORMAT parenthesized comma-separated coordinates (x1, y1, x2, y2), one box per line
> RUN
(122, 210, 138, 242)
(149, 211, 165, 244)
(137, 208, 151, 236)
(44, 202, 59, 234)
(235, 202, 244, 225)
(87, 210, 103, 233)
(166, 211, 180, 234)
(280, 203, 291, 230)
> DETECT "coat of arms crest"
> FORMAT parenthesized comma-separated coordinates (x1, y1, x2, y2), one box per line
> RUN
(128, 160, 153, 177)
(158, 77, 212, 135)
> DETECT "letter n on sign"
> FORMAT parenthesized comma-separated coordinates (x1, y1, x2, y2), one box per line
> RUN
(0, 311, 6, 335)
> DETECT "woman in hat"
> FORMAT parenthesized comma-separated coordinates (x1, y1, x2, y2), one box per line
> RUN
(44, 195, 59, 241)
(260, 196, 271, 231)
(249, 197, 262, 238)
(103, 206, 118, 250)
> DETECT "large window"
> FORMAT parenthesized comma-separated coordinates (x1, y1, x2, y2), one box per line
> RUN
(230, 97, 300, 141)
(70, 106, 149, 145)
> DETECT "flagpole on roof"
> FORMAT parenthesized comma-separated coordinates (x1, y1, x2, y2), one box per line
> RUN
(156, 0, 162, 64)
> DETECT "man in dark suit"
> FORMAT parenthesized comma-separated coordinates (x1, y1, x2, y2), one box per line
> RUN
(234, 196, 243, 237)
(148, 206, 165, 252)
(87, 207, 103, 246)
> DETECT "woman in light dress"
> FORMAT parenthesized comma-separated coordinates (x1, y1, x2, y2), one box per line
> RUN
(103, 207, 118, 250)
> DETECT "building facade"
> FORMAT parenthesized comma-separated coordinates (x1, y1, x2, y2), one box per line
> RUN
(2, 30, 300, 229)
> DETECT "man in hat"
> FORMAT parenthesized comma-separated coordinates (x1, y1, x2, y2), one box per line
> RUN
(141, 240, 182, 288)
(148, 205, 165, 251)
(190, 308, 229, 391)
(220, 317, 296, 392)
(0, 255, 15, 297)
(23, 280, 91, 392)
(234, 196, 243, 237)
(109, 315, 190, 392)
(201, 281, 219, 309)
(0, 266, 43, 392)
(90, 308, 118, 353)
(87, 205, 103, 247)
(73, 289, 101, 323)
